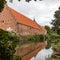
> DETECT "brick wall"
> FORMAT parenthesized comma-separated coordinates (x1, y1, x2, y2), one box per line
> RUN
(18, 23, 45, 35)
(0, 5, 17, 33)
(0, 5, 47, 35)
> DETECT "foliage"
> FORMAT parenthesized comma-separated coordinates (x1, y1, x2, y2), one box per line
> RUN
(45, 25, 54, 35)
(12, 55, 22, 60)
(45, 33, 60, 49)
(46, 57, 52, 60)
(45, 26, 52, 33)
(0, 29, 20, 60)
(0, 0, 6, 12)
(19, 34, 45, 44)
(51, 7, 60, 35)
(28, 34, 45, 42)
(46, 57, 60, 60)
(45, 25, 60, 59)
(45, 26, 60, 49)
(53, 41, 60, 53)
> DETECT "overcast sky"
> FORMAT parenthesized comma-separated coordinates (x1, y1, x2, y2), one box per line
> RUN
(6, 0, 60, 27)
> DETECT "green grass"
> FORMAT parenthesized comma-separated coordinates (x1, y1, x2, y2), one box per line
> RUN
(46, 57, 60, 60)
(55, 58, 60, 60)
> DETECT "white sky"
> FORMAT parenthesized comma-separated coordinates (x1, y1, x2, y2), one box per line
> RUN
(6, 0, 60, 27)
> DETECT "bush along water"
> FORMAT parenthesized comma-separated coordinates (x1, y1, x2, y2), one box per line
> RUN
(28, 34, 45, 42)
(0, 29, 21, 60)
(19, 34, 45, 44)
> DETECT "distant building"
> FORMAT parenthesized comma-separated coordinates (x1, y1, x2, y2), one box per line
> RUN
(0, 5, 47, 35)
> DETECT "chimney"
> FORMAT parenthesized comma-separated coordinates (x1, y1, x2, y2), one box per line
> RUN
(33, 18, 36, 22)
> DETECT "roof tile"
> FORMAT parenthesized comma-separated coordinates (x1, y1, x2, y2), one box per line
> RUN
(9, 7, 40, 29)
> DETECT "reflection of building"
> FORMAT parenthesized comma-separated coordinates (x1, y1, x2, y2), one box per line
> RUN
(0, 5, 47, 35)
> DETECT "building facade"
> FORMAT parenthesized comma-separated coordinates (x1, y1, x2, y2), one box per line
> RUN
(0, 5, 47, 35)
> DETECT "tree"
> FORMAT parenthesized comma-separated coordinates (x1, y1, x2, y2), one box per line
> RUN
(0, 29, 20, 60)
(51, 7, 60, 35)
(45, 26, 52, 34)
(0, 0, 6, 12)
(0, 0, 42, 12)
(45, 25, 60, 49)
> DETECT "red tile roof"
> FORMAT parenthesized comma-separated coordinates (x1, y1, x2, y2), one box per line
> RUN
(9, 7, 40, 29)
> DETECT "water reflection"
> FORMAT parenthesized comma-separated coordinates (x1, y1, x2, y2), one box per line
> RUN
(30, 47, 53, 60)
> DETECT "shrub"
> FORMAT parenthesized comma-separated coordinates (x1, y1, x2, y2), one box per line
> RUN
(0, 29, 20, 60)
(21, 34, 45, 43)
(12, 55, 22, 60)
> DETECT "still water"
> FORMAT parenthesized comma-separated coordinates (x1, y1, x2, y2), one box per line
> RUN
(30, 47, 53, 60)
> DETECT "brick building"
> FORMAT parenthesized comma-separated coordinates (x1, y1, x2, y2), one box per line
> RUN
(0, 5, 47, 35)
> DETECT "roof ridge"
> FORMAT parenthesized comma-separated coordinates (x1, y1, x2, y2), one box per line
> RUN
(8, 6, 41, 30)
(8, 6, 34, 22)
